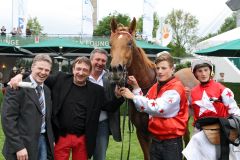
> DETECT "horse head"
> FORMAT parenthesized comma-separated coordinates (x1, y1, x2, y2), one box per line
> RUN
(108, 17, 155, 88)
(108, 17, 137, 86)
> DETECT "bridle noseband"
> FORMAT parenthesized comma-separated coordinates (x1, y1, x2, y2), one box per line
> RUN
(108, 64, 128, 87)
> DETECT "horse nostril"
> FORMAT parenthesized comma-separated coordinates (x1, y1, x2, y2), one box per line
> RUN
(112, 66, 117, 73)
(109, 66, 112, 72)
(118, 64, 123, 71)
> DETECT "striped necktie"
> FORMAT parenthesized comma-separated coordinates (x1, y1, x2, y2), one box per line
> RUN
(36, 85, 46, 133)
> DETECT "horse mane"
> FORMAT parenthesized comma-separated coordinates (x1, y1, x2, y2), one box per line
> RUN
(133, 42, 156, 69)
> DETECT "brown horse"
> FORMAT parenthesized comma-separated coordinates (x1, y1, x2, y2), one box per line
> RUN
(109, 17, 199, 160)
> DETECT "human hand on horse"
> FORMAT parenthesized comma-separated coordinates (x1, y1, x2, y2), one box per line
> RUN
(120, 87, 134, 100)
(114, 85, 123, 98)
(127, 76, 140, 89)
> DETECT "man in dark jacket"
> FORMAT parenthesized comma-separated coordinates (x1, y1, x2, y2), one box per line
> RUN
(1, 54, 54, 160)
(89, 48, 121, 160)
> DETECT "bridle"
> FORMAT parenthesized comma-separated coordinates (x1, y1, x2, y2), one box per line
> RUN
(108, 64, 128, 87)
(108, 30, 133, 87)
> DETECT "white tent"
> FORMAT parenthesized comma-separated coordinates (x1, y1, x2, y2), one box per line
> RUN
(194, 27, 240, 83)
(196, 27, 240, 51)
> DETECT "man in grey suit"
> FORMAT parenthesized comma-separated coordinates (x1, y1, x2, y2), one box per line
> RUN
(89, 49, 121, 160)
(1, 54, 54, 160)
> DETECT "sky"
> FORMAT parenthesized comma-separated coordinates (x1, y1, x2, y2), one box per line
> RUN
(0, 0, 233, 37)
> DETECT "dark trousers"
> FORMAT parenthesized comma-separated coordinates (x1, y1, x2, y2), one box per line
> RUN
(150, 137, 183, 160)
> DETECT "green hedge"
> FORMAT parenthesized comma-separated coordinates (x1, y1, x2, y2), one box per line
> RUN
(0, 90, 3, 107)
(222, 82, 240, 104)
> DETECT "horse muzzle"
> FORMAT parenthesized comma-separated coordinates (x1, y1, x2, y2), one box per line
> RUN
(107, 64, 128, 87)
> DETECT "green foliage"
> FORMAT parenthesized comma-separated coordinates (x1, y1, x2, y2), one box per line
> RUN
(15, 58, 32, 70)
(165, 9, 199, 56)
(27, 17, 44, 35)
(198, 32, 218, 42)
(218, 12, 237, 34)
(93, 12, 131, 36)
(0, 90, 3, 107)
(136, 12, 160, 38)
(175, 61, 191, 72)
(222, 82, 240, 104)
(199, 13, 237, 41)
(136, 16, 143, 34)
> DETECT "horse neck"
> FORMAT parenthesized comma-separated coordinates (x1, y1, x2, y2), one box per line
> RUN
(128, 47, 156, 92)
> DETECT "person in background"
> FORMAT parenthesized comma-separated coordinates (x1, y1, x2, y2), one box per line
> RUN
(1, 26, 6, 36)
(120, 51, 188, 160)
(8, 66, 18, 82)
(89, 49, 122, 160)
(26, 27, 32, 37)
(17, 27, 22, 36)
(10, 27, 17, 36)
(19, 67, 26, 74)
(1, 54, 55, 160)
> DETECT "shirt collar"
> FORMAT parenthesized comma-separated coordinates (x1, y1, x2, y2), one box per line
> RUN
(29, 75, 43, 88)
(89, 70, 106, 82)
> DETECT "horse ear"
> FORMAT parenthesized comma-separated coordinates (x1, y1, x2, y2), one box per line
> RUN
(129, 17, 136, 36)
(111, 17, 118, 33)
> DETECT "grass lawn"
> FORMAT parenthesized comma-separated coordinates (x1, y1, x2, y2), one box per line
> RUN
(0, 118, 4, 160)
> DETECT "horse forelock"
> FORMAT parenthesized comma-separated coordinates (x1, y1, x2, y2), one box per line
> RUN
(110, 30, 133, 41)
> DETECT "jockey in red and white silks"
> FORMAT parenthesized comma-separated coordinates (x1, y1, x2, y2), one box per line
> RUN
(190, 59, 240, 124)
(191, 79, 240, 124)
(132, 77, 188, 140)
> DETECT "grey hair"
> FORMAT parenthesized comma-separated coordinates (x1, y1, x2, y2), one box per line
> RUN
(32, 54, 52, 66)
(89, 48, 108, 60)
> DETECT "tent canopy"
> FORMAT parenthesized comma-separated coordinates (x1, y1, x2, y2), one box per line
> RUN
(20, 37, 170, 55)
(195, 39, 240, 57)
(21, 38, 94, 54)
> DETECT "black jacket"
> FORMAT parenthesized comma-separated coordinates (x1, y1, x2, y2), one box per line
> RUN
(45, 72, 124, 158)
(1, 77, 54, 160)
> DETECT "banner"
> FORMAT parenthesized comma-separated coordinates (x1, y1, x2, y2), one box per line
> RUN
(142, 0, 155, 41)
(81, 0, 94, 37)
(156, 24, 173, 46)
(12, 0, 28, 34)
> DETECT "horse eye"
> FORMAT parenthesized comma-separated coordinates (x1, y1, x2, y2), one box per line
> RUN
(127, 41, 132, 47)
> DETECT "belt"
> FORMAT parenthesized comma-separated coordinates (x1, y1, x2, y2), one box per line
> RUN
(40, 132, 46, 136)
(152, 136, 182, 144)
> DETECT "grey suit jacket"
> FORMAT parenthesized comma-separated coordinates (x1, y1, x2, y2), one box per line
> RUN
(103, 73, 122, 142)
(1, 77, 54, 160)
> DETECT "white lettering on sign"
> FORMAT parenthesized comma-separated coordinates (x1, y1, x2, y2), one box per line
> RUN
(0, 38, 20, 46)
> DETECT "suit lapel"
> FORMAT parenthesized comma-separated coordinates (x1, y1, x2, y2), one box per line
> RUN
(24, 77, 42, 114)
(43, 85, 51, 118)
(86, 81, 96, 124)
(56, 77, 73, 114)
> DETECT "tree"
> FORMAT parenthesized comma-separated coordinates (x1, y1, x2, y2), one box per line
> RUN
(218, 12, 236, 34)
(93, 12, 131, 36)
(165, 9, 199, 57)
(198, 13, 236, 42)
(27, 17, 43, 35)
